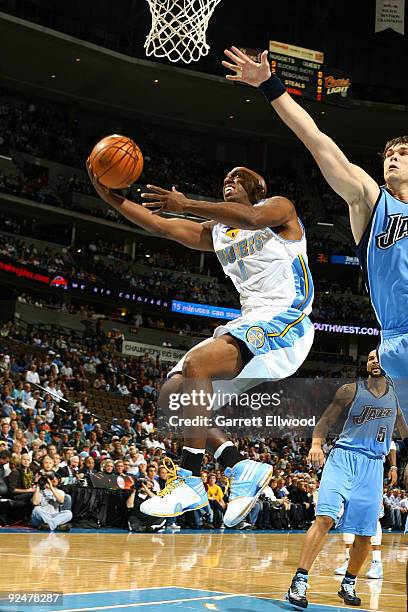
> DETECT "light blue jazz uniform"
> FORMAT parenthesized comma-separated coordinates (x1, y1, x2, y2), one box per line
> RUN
(316, 379, 398, 535)
(356, 186, 408, 415)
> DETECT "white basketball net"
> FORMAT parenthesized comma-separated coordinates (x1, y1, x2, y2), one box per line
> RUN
(144, 0, 222, 64)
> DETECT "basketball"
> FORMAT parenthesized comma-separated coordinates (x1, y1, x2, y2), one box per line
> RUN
(89, 134, 144, 189)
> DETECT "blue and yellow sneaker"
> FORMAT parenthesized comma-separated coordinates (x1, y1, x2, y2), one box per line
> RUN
(140, 461, 208, 518)
(223, 459, 274, 528)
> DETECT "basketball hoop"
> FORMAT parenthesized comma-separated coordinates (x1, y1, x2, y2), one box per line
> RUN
(144, 0, 222, 64)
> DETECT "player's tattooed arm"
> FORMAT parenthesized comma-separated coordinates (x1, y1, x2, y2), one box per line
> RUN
(308, 383, 356, 468)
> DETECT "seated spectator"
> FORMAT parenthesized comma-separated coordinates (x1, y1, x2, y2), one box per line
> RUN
(120, 436, 131, 456)
(192, 471, 214, 530)
(52, 453, 61, 470)
(30, 472, 72, 531)
(57, 455, 79, 483)
(288, 480, 313, 528)
(81, 455, 97, 475)
(134, 422, 147, 446)
(121, 419, 135, 438)
(0, 449, 11, 496)
(87, 431, 100, 451)
(141, 415, 154, 435)
(100, 459, 115, 474)
(145, 464, 160, 494)
(126, 447, 144, 474)
(128, 397, 142, 416)
(206, 472, 225, 528)
(0, 421, 13, 448)
(7, 452, 36, 501)
(24, 421, 38, 445)
(383, 487, 403, 530)
(93, 374, 107, 390)
(126, 479, 164, 532)
(110, 438, 124, 461)
(133, 460, 147, 479)
(25, 364, 40, 385)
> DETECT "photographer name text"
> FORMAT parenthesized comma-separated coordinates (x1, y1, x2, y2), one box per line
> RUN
(168, 415, 316, 428)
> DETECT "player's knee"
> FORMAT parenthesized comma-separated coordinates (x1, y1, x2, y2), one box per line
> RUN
(182, 351, 209, 379)
(355, 535, 372, 548)
(343, 533, 355, 545)
(315, 515, 334, 531)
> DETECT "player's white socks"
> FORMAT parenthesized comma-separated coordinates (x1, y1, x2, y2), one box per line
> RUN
(372, 550, 381, 563)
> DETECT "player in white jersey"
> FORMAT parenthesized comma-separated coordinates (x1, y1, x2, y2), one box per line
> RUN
(87, 163, 314, 524)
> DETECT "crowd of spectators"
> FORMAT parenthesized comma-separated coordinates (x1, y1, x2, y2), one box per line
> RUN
(0, 320, 406, 533)
(1, 230, 376, 326)
(0, 93, 78, 166)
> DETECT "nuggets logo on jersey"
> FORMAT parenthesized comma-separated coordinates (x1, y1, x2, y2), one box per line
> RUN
(225, 227, 240, 239)
(246, 326, 265, 348)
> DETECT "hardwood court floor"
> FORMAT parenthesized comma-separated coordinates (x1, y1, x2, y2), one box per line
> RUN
(0, 530, 406, 611)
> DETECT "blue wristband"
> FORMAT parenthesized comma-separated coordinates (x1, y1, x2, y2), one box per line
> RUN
(259, 75, 286, 102)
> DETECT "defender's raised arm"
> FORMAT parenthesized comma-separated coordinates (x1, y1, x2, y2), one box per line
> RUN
(222, 47, 380, 243)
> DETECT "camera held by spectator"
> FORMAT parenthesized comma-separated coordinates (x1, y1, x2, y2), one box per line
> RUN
(126, 478, 165, 533)
(30, 471, 72, 532)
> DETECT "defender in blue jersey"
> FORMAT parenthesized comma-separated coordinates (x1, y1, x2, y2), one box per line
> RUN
(223, 47, 408, 415)
(285, 351, 408, 609)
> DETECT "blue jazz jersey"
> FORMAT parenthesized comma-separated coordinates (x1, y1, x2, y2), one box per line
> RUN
(316, 379, 398, 535)
(335, 379, 398, 458)
(356, 186, 408, 331)
(356, 186, 408, 411)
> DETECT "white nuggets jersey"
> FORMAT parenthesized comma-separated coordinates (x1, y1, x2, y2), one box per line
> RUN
(212, 202, 314, 317)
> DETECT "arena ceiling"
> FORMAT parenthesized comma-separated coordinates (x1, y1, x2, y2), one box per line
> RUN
(0, 11, 406, 153)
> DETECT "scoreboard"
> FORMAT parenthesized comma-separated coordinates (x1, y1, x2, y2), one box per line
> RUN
(269, 40, 324, 102)
(239, 42, 351, 106)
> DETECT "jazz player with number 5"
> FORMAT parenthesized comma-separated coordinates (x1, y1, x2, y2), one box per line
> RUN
(87, 160, 314, 525)
(286, 350, 408, 608)
(222, 46, 408, 420)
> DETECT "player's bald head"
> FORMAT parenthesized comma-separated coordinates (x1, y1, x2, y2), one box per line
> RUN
(229, 166, 267, 203)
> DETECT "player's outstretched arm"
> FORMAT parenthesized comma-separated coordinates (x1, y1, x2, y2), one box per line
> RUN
(222, 47, 380, 242)
(142, 184, 297, 230)
(86, 162, 214, 252)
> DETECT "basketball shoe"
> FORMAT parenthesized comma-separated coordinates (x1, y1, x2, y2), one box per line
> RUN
(223, 459, 274, 528)
(334, 559, 349, 575)
(338, 579, 361, 606)
(286, 574, 309, 608)
(366, 560, 383, 579)
(140, 462, 208, 518)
